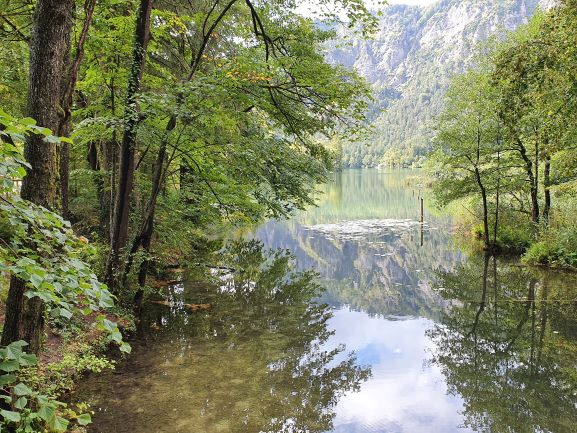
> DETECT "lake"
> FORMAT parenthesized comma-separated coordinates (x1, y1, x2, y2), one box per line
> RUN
(79, 169, 577, 433)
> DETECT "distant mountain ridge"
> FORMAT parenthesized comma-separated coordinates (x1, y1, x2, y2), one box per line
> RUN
(327, 0, 553, 167)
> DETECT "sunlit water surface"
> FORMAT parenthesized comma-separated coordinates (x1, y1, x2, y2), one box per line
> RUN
(79, 169, 577, 433)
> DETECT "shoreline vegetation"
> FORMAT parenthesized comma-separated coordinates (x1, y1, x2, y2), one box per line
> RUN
(0, 0, 575, 432)
(397, 168, 576, 272)
(0, 0, 379, 430)
(425, 2, 577, 270)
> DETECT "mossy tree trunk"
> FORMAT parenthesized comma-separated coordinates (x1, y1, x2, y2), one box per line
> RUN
(1, 0, 75, 353)
(105, 0, 153, 290)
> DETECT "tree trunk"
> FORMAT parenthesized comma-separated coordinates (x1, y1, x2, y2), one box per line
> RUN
(105, 0, 153, 289)
(124, 122, 175, 307)
(474, 167, 491, 250)
(515, 138, 539, 224)
(58, 0, 98, 220)
(1, 0, 75, 353)
(543, 155, 551, 223)
(493, 148, 501, 248)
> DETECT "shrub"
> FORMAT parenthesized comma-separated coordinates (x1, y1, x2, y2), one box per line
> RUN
(0, 341, 92, 432)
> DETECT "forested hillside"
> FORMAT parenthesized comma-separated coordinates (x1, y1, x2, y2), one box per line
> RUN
(327, 0, 551, 167)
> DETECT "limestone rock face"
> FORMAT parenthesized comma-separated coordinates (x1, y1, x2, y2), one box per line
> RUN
(328, 0, 553, 167)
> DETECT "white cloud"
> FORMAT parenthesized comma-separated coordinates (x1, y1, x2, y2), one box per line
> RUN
(323, 309, 471, 433)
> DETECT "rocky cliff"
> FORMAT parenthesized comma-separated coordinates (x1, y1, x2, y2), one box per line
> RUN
(328, 0, 552, 167)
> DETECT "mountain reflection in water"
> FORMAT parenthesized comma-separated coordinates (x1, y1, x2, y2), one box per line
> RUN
(80, 169, 577, 433)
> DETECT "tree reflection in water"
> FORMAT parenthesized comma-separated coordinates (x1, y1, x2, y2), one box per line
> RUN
(81, 240, 370, 433)
(428, 254, 577, 433)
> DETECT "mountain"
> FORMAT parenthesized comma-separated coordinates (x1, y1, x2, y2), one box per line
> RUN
(326, 0, 553, 168)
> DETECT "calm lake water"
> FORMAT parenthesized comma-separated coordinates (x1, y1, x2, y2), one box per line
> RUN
(80, 169, 577, 433)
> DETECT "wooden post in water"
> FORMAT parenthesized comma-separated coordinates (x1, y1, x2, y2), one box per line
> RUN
(420, 198, 424, 246)
(420, 223, 424, 246)
(420, 198, 424, 223)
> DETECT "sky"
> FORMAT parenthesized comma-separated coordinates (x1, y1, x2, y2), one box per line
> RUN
(388, 0, 438, 4)
(297, 0, 439, 20)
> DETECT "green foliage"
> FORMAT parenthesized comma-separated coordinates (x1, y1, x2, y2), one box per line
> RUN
(0, 341, 92, 432)
(524, 228, 577, 268)
(25, 340, 114, 399)
(0, 110, 129, 352)
(494, 224, 533, 252)
(427, 0, 577, 260)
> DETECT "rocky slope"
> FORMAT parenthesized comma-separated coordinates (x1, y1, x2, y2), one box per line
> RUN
(328, 0, 553, 167)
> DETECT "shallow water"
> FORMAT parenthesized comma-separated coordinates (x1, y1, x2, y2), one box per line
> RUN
(80, 169, 577, 433)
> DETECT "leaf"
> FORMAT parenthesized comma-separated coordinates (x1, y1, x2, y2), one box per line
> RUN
(38, 404, 55, 421)
(48, 415, 69, 432)
(0, 409, 21, 423)
(0, 360, 19, 372)
(76, 413, 92, 426)
(5, 341, 27, 360)
(110, 331, 123, 343)
(14, 396, 27, 409)
(18, 353, 37, 367)
(44, 135, 61, 144)
(13, 382, 33, 396)
(0, 374, 16, 386)
(29, 273, 44, 288)
(20, 117, 36, 126)
(58, 308, 73, 320)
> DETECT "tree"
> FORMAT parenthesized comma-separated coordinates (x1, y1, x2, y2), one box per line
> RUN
(2, 0, 76, 352)
(428, 71, 504, 250)
(93, 0, 374, 300)
(105, 0, 154, 290)
(492, 3, 577, 226)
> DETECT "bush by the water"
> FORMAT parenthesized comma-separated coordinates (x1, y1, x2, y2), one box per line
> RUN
(524, 227, 577, 269)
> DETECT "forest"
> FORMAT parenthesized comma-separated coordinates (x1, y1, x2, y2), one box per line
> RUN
(429, 0, 577, 265)
(0, 0, 576, 432)
(0, 0, 377, 430)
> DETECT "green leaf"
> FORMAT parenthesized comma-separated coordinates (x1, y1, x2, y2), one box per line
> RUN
(76, 413, 92, 426)
(0, 360, 19, 372)
(18, 353, 37, 367)
(20, 117, 36, 126)
(38, 404, 55, 421)
(29, 273, 44, 288)
(13, 382, 33, 396)
(34, 126, 52, 136)
(0, 374, 17, 386)
(1, 409, 21, 423)
(58, 308, 73, 320)
(110, 331, 123, 343)
(5, 341, 27, 360)
(44, 135, 60, 144)
(48, 415, 69, 432)
(14, 396, 27, 409)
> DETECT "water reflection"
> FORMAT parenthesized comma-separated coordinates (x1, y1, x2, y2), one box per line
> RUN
(82, 241, 370, 433)
(80, 169, 577, 433)
(429, 254, 577, 433)
(256, 169, 461, 320)
(256, 169, 473, 432)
